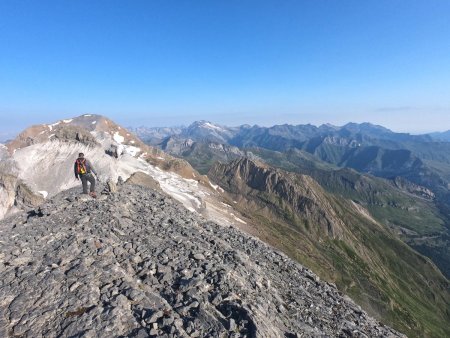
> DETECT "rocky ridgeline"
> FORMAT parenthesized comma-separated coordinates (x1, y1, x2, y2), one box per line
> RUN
(0, 184, 403, 337)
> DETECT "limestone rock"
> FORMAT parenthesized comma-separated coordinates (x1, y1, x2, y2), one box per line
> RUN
(0, 185, 404, 337)
(125, 172, 161, 190)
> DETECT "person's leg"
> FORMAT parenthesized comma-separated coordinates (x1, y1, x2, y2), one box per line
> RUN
(80, 175, 88, 194)
(88, 174, 96, 193)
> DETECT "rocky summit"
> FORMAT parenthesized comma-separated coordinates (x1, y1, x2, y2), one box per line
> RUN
(0, 183, 403, 337)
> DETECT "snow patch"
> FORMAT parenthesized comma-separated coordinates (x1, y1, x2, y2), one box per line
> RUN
(47, 122, 61, 131)
(123, 145, 140, 157)
(113, 132, 125, 144)
(92, 121, 97, 125)
(130, 140, 135, 144)
(203, 122, 223, 131)
(115, 142, 141, 157)
(63, 119, 73, 123)
(131, 157, 208, 214)
(38, 191, 48, 198)
(234, 217, 247, 224)
(183, 178, 198, 184)
(84, 114, 92, 117)
(146, 165, 203, 212)
(230, 213, 247, 224)
(210, 183, 219, 190)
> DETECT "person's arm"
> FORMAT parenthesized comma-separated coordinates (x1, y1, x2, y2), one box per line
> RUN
(74, 162, 79, 179)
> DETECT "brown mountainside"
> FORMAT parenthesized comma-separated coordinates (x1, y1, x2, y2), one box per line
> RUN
(208, 158, 450, 338)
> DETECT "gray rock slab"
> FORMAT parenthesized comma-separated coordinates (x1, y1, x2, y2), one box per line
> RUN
(0, 185, 405, 337)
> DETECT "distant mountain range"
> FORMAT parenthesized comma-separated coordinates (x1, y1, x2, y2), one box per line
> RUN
(131, 121, 450, 194)
(130, 120, 450, 145)
(132, 120, 450, 282)
(429, 130, 450, 142)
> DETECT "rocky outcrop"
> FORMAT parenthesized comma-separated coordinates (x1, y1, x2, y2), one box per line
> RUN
(0, 158, 44, 219)
(0, 172, 18, 219)
(14, 182, 45, 209)
(0, 184, 403, 337)
(392, 176, 435, 200)
(52, 125, 99, 146)
(160, 136, 195, 155)
(125, 172, 161, 190)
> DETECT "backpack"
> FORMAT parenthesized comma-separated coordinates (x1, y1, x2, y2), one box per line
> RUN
(76, 158, 87, 175)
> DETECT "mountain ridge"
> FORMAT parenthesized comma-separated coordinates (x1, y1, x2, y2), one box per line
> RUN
(0, 183, 405, 337)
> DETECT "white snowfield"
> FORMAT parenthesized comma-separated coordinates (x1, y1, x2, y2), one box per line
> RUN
(38, 191, 48, 198)
(120, 145, 141, 157)
(94, 130, 141, 157)
(47, 122, 61, 131)
(113, 131, 125, 144)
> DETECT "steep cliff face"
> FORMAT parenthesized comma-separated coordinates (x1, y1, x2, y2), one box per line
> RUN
(0, 173, 44, 219)
(209, 158, 345, 239)
(208, 158, 450, 338)
(0, 153, 44, 219)
(245, 147, 450, 280)
(0, 184, 404, 337)
(392, 176, 435, 199)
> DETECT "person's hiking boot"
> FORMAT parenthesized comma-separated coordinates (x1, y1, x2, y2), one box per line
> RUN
(89, 192, 97, 198)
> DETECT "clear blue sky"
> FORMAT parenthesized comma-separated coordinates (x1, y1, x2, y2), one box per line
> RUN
(1, 0, 450, 139)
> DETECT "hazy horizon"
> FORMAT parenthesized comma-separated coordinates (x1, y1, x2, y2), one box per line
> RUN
(1, 112, 450, 143)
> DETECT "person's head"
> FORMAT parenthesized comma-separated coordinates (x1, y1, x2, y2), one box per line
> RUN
(78, 153, 84, 158)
